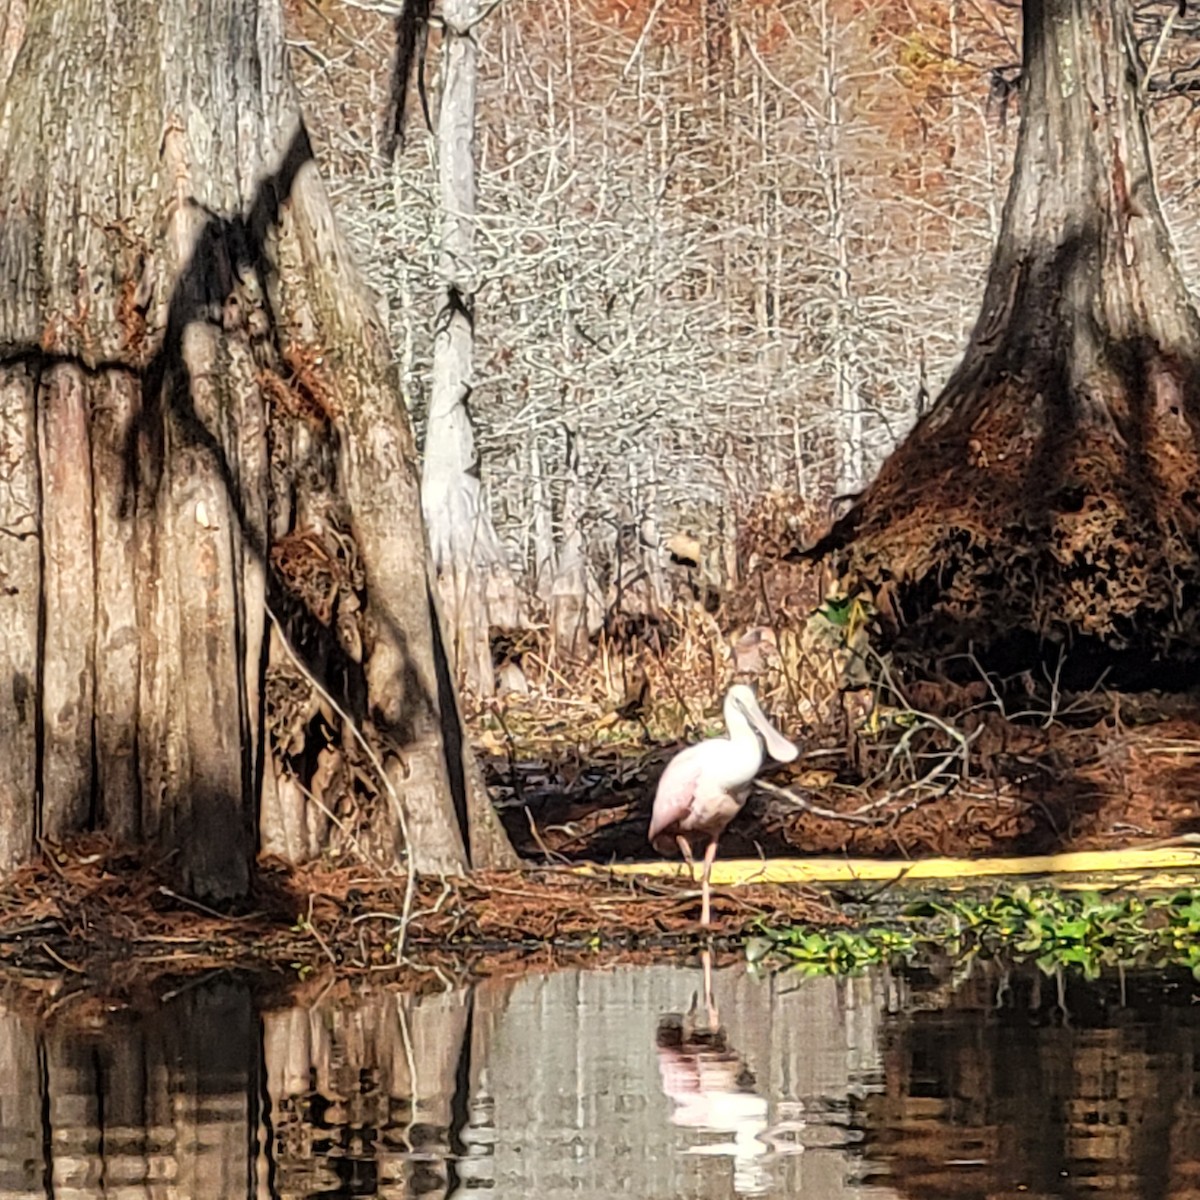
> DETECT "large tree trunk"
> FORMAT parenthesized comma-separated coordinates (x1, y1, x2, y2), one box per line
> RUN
(818, 0, 1200, 686)
(0, 0, 516, 892)
(421, 0, 521, 700)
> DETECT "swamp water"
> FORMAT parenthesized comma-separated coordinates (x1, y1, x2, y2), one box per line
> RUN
(0, 958, 1197, 1198)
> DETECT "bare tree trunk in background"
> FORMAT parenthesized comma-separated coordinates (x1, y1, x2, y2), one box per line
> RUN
(820, 0, 1200, 685)
(0, 0, 516, 891)
(530, 443, 556, 600)
(816, 0, 865, 498)
(422, 0, 520, 700)
(549, 431, 603, 661)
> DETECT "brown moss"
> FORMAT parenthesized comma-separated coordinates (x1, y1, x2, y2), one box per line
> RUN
(807, 372, 1200, 679)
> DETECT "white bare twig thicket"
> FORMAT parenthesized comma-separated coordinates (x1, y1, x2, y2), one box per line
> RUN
(296, 1, 1023, 607)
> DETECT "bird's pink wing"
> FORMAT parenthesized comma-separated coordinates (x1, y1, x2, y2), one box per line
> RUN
(649, 748, 703, 842)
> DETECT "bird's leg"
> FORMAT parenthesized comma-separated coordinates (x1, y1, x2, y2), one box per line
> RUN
(700, 838, 719, 926)
(701, 947, 718, 1030)
(676, 835, 696, 882)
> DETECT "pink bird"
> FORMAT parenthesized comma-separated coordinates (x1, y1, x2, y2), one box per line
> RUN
(649, 684, 798, 925)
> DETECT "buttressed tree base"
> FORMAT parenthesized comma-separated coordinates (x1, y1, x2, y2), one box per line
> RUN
(0, 0, 515, 898)
(817, 0, 1200, 689)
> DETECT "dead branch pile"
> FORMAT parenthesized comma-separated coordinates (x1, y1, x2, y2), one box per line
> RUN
(755, 694, 1200, 859)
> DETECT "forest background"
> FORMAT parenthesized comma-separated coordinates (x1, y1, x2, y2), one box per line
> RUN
(9, 0, 1200, 913)
(286, 0, 1200, 694)
(4, 0, 1200, 965)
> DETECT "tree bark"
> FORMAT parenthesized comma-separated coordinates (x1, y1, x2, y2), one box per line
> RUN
(0, 0, 516, 889)
(421, 0, 521, 700)
(818, 0, 1200, 684)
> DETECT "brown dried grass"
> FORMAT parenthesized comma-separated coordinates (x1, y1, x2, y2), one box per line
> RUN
(476, 490, 850, 752)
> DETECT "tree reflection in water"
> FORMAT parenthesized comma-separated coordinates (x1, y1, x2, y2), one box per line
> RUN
(4, 957, 1195, 1199)
(0, 961, 893, 1199)
(858, 962, 1200, 1200)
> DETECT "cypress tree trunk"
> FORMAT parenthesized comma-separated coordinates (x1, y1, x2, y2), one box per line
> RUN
(820, 0, 1200, 685)
(0, 0, 517, 894)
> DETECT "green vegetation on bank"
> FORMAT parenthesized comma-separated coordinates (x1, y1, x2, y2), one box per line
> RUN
(751, 886, 1200, 979)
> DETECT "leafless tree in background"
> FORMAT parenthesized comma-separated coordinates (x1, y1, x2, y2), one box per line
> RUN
(420, 0, 521, 697)
(285, 0, 1200, 678)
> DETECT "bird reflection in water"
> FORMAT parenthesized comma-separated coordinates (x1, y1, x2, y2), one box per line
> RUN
(654, 951, 777, 1196)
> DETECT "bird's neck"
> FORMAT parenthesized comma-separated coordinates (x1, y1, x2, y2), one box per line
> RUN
(712, 724, 765, 788)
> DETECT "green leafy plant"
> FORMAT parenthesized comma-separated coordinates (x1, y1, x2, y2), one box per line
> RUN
(757, 886, 1200, 980)
(764, 926, 918, 975)
(816, 593, 871, 632)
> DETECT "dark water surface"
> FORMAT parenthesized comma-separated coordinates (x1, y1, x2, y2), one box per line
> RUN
(1, 957, 1197, 1198)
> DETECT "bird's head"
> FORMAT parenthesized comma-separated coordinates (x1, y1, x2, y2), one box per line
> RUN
(724, 684, 799, 763)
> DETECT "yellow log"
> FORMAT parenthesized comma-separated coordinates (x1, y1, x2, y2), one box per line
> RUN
(574, 846, 1200, 892)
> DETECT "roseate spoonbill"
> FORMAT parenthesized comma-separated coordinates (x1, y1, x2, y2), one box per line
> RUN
(649, 684, 798, 925)
(655, 969, 771, 1194)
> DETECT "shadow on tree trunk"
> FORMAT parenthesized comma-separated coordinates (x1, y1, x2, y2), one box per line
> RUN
(805, 0, 1200, 695)
(3, 117, 498, 894)
(810, 233, 1200, 690)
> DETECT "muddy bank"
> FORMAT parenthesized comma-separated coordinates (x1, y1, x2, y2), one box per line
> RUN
(8, 681, 1200, 1003)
